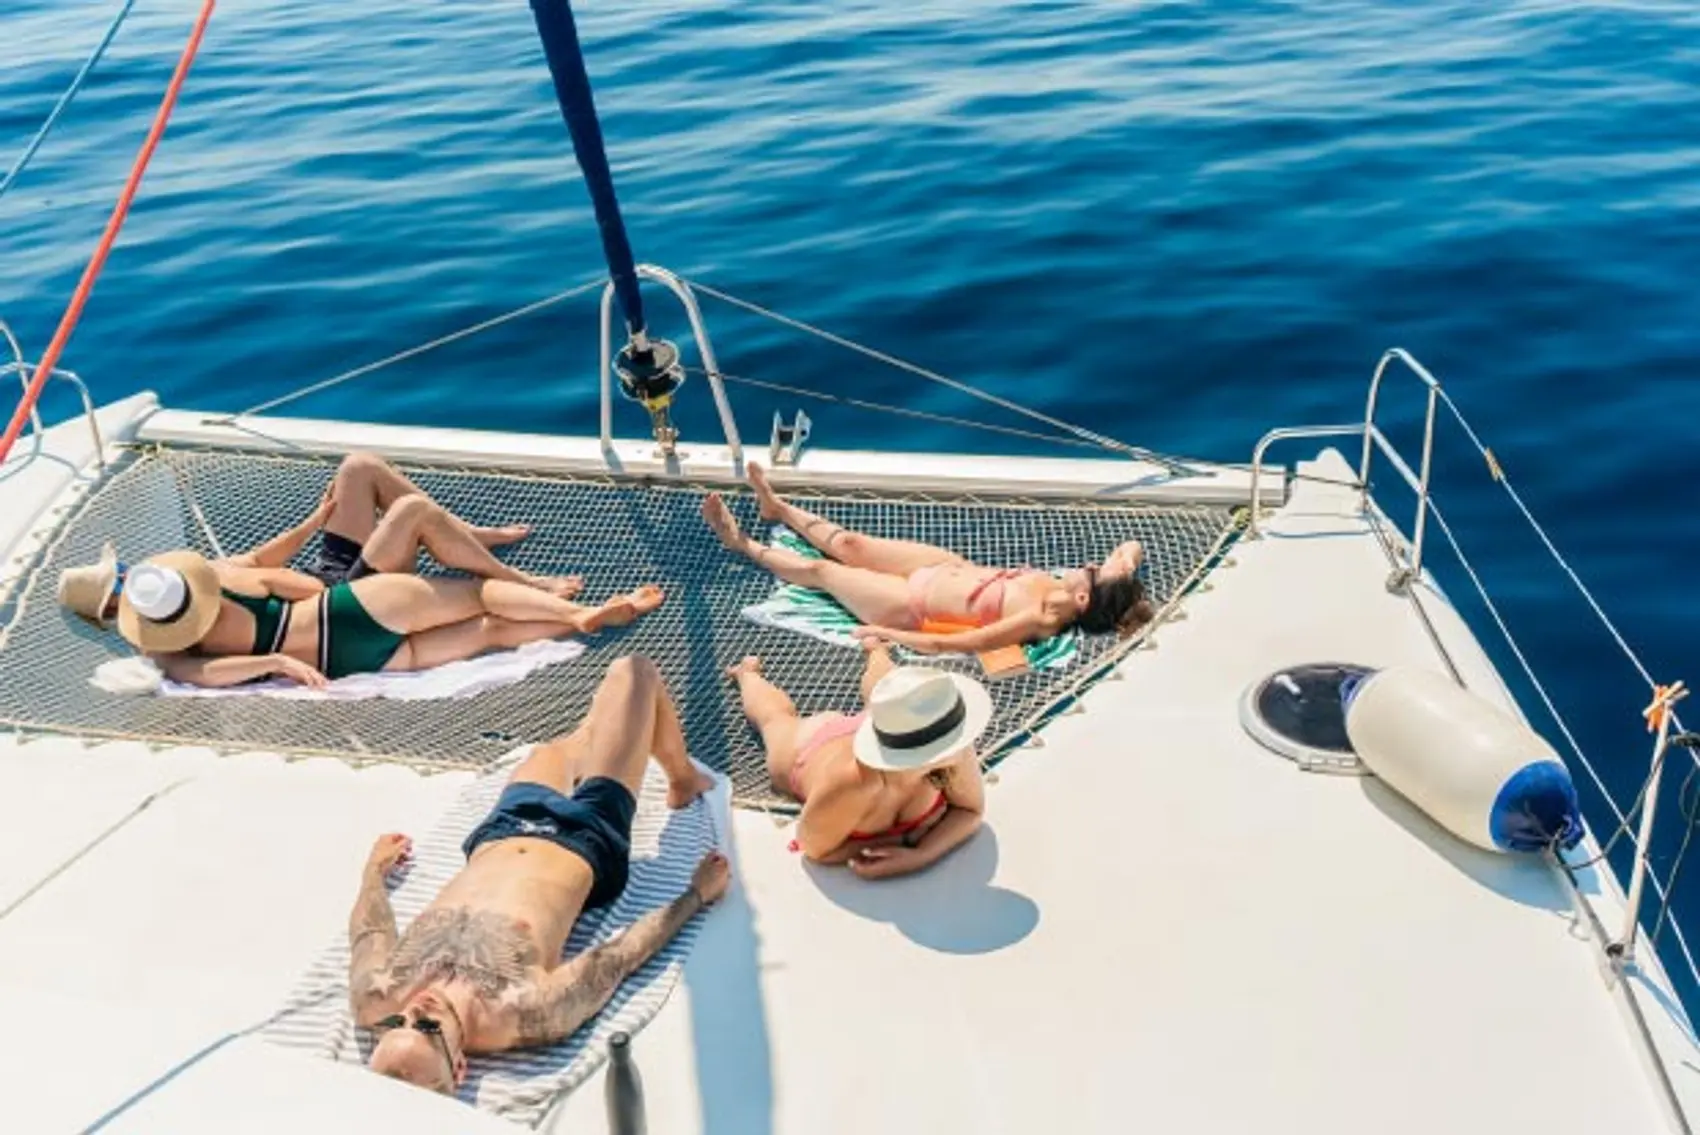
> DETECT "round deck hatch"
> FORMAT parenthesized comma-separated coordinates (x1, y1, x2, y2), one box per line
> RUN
(1238, 663, 1377, 774)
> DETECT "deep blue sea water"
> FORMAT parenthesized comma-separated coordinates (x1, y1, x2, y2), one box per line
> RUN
(4, 0, 1700, 992)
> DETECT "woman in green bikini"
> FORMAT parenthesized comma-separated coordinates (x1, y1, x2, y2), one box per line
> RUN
(56, 452, 663, 686)
(58, 547, 663, 689)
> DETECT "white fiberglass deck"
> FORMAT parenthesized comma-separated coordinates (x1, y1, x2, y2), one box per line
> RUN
(0, 405, 1696, 1133)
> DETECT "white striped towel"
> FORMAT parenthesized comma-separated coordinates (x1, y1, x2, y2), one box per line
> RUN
(262, 750, 722, 1126)
(90, 639, 587, 700)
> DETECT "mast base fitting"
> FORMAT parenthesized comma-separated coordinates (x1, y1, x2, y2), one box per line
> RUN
(616, 338, 684, 405)
(615, 338, 686, 455)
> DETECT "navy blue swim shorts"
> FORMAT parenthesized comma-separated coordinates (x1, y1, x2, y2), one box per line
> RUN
(310, 531, 378, 584)
(461, 777, 638, 908)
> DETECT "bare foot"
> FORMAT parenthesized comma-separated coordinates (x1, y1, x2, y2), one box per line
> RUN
(725, 655, 763, 681)
(746, 462, 782, 522)
(475, 523, 530, 548)
(668, 765, 717, 810)
(581, 584, 666, 632)
(535, 574, 585, 600)
(701, 494, 746, 552)
(859, 634, 891, 655)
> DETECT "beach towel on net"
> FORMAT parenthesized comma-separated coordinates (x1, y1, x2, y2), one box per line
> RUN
(91, 640, 587, 700)
(739, 526, 1079, 670)
(262, 752, 722, 1126)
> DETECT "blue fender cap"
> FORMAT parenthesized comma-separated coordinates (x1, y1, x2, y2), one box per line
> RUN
(1489, 760, 1584, 852)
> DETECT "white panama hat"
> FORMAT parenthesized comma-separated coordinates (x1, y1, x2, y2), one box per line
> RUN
(852, 665, 993, 772)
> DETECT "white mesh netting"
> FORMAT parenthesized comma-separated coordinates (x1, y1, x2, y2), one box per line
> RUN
(0, 445, 1242, 809)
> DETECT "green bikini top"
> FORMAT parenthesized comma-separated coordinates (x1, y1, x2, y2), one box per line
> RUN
(219, 587, 291, 654)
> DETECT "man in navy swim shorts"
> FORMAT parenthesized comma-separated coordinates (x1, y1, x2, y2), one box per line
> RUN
(343, 656, 725, 1094)
(230, 450, 584, 597)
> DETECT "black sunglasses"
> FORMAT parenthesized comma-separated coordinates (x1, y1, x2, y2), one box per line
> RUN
(375, 1012, 443, 1035)
(374, 1013, 454, 1082)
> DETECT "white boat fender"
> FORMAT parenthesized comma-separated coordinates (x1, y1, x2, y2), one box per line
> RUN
(1344, 666, 1583, 853)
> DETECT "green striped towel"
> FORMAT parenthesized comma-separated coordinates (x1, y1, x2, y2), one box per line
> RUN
(739, 527, 1079, 671)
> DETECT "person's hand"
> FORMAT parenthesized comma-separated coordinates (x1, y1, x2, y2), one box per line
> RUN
(1107, 538, 1144, 576)
(691, 851, 731, 906)
(365, 833, 412, 879)
(847, 844, 925, 880)
(856, 625, 938, 653)
(271, 654, 329, 688)
(312, 481, 338, 527)
(853, 626, 907, 647)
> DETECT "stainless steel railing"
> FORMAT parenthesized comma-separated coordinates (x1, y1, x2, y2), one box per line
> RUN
(597, 264, 743, 463)
(1249, 346, 1700, 992)
(0, 318, 104, 480)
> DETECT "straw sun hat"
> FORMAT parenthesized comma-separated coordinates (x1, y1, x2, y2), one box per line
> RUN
(115, 551, 222, 654)
(57, 541, 123, 628)
(60, 548, 223, 654)
(852, 666, 993, 772)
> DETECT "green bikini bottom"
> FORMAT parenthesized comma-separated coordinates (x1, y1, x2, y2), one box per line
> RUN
(316, 582, 405, 679)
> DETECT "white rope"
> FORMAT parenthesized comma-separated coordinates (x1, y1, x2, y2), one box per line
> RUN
(1438, 384, 1698, 766)
(223, 277, 609, 420)
(0, 0, 139, 203)
(1436, 390, 1674, 709)
(681, 276, 1199, 476)
(165, 454, 227, 559)
(697, 367, 1106, 452)
(1422, 440, 1700, 989)
(208, 270, 1200, 476)
(1421, 496, 1626, 828)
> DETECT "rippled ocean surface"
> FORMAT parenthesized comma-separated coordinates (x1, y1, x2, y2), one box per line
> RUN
(5, 0, 1700, 978)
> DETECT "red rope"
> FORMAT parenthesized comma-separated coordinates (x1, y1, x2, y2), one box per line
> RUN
(0, 0, 217, 466)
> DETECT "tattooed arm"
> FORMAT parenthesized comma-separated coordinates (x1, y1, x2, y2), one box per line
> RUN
(348, 834, 410, 1026)
(507, 852, 731, 1049)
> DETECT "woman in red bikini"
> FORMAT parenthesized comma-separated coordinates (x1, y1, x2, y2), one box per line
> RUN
(702, 463, 1154, 655)
(727, 642, 989, 879)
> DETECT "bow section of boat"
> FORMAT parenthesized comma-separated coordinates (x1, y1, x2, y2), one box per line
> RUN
(0, 371, 1697, 1132)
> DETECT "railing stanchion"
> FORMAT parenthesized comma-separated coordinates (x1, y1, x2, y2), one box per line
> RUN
(1247, 424, 1368, 538)
(1358, 351, 1395, 510)
(1616, 682, 1690, 962)
(599, 282, 615, 451)
(1411, 384, 1438, 575)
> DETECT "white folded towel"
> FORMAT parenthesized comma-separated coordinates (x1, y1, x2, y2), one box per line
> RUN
(90, 639, 587, 701)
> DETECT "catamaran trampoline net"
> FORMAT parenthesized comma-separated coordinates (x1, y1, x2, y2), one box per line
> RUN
(0, 445, 1241, 809)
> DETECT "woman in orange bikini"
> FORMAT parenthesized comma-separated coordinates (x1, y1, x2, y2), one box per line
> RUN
(702, 464, 1154, 655)
(727, 642, 989, 879)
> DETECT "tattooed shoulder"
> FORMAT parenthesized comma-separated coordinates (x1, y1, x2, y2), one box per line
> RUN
(506, 956, 620, 1047)
(388, 907, 542, 998)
